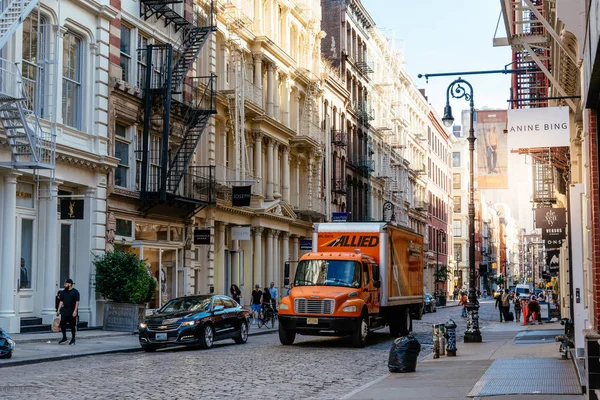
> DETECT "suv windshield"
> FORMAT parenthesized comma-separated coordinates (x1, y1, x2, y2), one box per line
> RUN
(294, 260, 361, 288)
(160, 297, 212, 313)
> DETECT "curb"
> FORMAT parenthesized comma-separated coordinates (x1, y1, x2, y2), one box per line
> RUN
(0, 346, 142, 369)
(12, 332, 134, 345)
(1, 324, 278, 369)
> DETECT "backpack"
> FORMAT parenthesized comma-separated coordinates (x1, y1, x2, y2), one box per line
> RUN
(502, 294, 509, 307)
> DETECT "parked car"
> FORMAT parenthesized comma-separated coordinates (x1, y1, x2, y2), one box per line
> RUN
(139, 295, 250, 352)
(424, 293, 437, 313)
(0, 328, 15, 359)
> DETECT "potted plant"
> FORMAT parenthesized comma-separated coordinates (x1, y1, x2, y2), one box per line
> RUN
(435, 265, 449, 306)
(94, 249, 157, 332)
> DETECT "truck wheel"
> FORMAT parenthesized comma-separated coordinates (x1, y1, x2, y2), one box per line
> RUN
(279, 326, 296, 345)
(399, 307, 412, 336)
(352, 314, 369, 348)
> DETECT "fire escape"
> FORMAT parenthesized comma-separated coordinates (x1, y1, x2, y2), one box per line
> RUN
(498, 0, 575, 204)
(0, 1, 56, 176)
(138, 0, 217, 215)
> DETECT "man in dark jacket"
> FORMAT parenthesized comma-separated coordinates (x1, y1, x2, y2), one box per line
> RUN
(56, 279, 80, 345)
(495, 289, 505, 322)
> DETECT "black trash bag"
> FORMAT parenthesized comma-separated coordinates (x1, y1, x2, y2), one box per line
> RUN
(388, 335, 421, 373)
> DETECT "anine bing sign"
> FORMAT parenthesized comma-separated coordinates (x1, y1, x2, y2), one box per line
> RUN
(232, 185, 252, 207)
(507, 107, 570, 149)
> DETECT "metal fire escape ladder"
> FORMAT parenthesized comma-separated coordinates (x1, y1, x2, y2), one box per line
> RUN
(167, 75, 216, 193)
(0, 3, 57, 173)
(300, 77, 318, 140)
(0, 0, 39, 49)
(139, 0, 216, 200)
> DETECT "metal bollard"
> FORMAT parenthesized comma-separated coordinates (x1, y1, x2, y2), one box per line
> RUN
(432, 324, 440, 359)
(439, 324, 445, 356)
(445, 319, 457, 356)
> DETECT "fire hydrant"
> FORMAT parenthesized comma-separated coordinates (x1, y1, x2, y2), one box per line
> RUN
(432, 324, 440, 359)
(439, 324, 446, 355)
(445, 319, 457, 356)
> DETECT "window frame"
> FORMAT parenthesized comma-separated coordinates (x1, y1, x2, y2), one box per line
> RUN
(453, 220, 462, 237)
(120, 24, 132, 82)
(62, 30, 83, 129)
(114, 123, 132, 188)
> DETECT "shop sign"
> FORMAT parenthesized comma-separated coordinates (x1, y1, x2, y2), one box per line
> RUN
(231, 226, 251, 241)
(60, 199, 84, 220)
(193, 229, 211, 245)
(544, 238, 563, 248)
(300, 239, 313, 250)
(535, 208, 566, 232)
(332, 212, 348, 222)
(232, 185, 252, 207)
(546, 249, 560, 275)
(507, 106, 570, 149)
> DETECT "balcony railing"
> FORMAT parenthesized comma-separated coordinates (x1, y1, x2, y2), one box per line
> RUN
(297, 121, 324, 146)
(244, 79, 263, 108)
(174, 166, 216, 204)
(355, 60, 374, 75)
(331, 130, 347, 147)
(356, 157, 374, 174)
(331, 178, 346, 194)
(414, 200, 429, 211)
(353, 101, 374, 122)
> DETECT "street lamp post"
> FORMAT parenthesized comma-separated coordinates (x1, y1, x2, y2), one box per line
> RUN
(436, 229, 446, 300)
(442, 77, 482, 343)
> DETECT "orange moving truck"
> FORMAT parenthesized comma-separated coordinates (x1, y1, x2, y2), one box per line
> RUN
(278, 222, 424, 347)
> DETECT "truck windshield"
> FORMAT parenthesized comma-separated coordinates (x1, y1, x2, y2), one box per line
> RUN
(294, 260, 361, 288)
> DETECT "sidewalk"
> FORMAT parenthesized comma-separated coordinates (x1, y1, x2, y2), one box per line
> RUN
(344, 321, 584, 400)
(1, 320, 278, 368)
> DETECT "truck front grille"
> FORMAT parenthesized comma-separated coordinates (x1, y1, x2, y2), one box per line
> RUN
(294, 298, 335, 315)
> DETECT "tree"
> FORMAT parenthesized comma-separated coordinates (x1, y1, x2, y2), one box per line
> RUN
(434, 265, 449, 282)
(93, 250, 156, 304)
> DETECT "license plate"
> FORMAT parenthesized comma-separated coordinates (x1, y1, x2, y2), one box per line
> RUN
(155, 333, 167, 341)
(307, 318, 318, 325)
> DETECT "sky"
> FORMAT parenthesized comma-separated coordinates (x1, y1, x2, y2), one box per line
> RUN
(361, 0, 513, 118)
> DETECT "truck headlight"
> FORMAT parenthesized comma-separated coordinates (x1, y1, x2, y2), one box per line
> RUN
(139, 323, 147, 329)
(279, 303, 289, 310)
(342, 305, 357, 313)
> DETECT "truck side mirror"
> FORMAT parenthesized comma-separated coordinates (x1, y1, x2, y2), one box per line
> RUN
(373, 280, 381, 289)
(284, 278, 290, 286)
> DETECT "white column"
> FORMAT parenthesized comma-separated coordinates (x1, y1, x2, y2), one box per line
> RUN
(254, 0, 264, 35)
(284, 80, 291, 127)
(274, 144, 281, 199)
(41, 182, 59, 322)
(266, 139, 274, 201)
(0, 173, 20, 332)
(295, 158, 301, 208)
(282, 147, 290, 203)
(253, 54, 263, 89)
(253, 132, 263, 197)
(273, 231, 280, 288)
(282, 232, 289, 289)
(266, 229, 275, 285)
(252, 227, 263, 287)
(291, 235, 299, 280)
(274, 69, 280, 121)
(296, 93, 301, 133)
(266, 63, 274, 116)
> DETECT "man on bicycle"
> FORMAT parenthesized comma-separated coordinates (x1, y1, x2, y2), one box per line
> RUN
(251, 284, 262, 325)
(268, 282, 278, 312)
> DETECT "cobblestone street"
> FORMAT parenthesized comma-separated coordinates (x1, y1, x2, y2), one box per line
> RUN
(0, 300, 502, 400)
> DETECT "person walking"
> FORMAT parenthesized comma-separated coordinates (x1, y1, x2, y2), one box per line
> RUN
(501, 290, 510, 321)
(495, 289, 505, 322)
(453, 288, 459, 301)
(460, 291, 468, 318)
(528, 295, 543, 325)
(268, 282, 278, 312)
(56, 279, 79, 345)
(513, 294, 522, 323)
(251, 284, 262, 325)
(230, 284, 242, 306)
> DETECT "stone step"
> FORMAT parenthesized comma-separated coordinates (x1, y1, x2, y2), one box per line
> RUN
(20, 317, 42, 327)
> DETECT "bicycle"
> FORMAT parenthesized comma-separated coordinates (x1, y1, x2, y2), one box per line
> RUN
(258, 302, 275, 329)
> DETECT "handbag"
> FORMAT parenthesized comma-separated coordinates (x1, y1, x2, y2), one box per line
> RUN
(51, 316, 61, 332)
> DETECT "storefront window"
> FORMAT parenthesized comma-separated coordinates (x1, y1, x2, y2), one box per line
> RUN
(170, 226, 183, 242)
(20, 219, 34, 289)
(135, 223, 168, 241)
(16, 183, 34, 208)
(116, 218, 133, 237)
